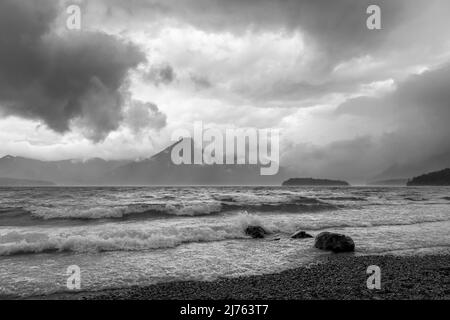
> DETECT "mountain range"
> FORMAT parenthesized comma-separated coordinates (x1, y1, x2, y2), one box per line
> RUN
(0, 139, 287, 186)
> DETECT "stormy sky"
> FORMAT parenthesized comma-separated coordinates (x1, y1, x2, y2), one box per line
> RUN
(0, 0, 450, 182)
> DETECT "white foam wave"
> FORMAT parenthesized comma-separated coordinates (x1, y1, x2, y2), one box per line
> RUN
(28, 201, 223, 220)
(1, 209, 448, 256)
(165, 202, 222, 216)
(0, 212, 264, 255)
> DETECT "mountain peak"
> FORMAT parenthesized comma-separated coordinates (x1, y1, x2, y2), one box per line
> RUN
(149, 138, 188, 160)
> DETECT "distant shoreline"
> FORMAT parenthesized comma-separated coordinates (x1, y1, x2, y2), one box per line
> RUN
(35, 254, 450, 300)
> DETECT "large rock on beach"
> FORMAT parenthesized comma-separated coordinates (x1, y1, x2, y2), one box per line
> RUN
(291, 231, 313, 239)
(314, 232, 355, 253)
(245, 226, 269, 239)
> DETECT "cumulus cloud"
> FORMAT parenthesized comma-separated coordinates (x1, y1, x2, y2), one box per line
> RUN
(124, 100, 167, 134)
(189, 74, 212, 90)
(143, 64, 176, 86)
(0, 0, 149, 141)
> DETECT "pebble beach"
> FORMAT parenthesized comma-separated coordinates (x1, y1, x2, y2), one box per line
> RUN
(51, 254, 450, 300)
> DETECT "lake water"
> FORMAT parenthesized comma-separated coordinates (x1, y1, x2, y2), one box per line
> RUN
(0, 186, 449, 298)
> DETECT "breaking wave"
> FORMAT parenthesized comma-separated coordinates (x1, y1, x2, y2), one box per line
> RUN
(1, 211, 449, 256)
(319, 196, 367, 201)
(0, 213, 268, 256)
(0, 196, 338, 223)
(219, 195, 337, 213)
(29, 202, 223, 220)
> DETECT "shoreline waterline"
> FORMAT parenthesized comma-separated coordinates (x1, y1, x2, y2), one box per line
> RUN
(27, 254, 450, 300)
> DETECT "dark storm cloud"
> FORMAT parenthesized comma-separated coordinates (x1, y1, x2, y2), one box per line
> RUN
(183, 0, 405, 63)
(125, 100, 167, 134)
(103, 0, 422, 64)
(282, 136, 383, 182)
(144, 64, 176, 86)
(0, 0, 150, 141)
(336, 64, 450, 126)
(95, 0, 445, 105)
(286, 64, 450, 182)
(343, 65, 450, 160)
(190, 74, 212, 90)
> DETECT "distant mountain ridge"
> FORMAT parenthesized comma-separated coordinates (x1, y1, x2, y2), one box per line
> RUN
(0, 155, 127, 185)
(0, 139, 288, 185)
(103, 139, 287, 185)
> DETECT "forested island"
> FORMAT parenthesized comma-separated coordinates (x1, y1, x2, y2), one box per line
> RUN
(282, 178, 350, 186)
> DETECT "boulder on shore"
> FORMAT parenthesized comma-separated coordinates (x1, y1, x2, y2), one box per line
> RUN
(291, 231, 313, 239)
(314, 232, 355, 253)
(245, 226, 269, 239)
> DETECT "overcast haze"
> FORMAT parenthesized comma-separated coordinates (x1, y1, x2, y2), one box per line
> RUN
(1, 0, 450, 183)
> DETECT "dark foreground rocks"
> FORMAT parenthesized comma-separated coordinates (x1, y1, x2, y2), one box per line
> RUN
(315, 232, 355, 253)
(60, 254, 450, 300)
(245, 226, 269, 238)
(291, 231, 313, 239)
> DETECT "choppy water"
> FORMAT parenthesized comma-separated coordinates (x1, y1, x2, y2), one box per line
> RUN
(0, 186, 449, 298)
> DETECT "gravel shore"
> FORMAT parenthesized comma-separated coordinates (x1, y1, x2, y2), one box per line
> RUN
(69, 254, 450, 300)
